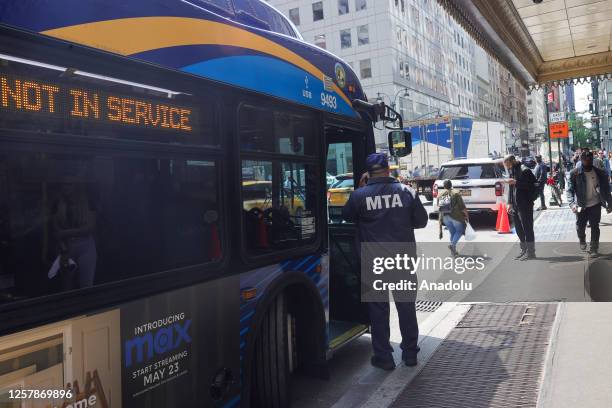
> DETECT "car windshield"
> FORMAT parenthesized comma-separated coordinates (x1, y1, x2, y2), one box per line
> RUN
(438, 164, 500, 180)
(331, 178, 354, 189)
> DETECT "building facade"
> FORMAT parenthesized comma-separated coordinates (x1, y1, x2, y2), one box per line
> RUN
(597, 79, 612, 151)
(527, 89, 546, 154)
(268, 0, 528, 149)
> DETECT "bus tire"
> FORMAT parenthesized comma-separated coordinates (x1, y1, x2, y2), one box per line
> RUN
(251, 293, 290, 408)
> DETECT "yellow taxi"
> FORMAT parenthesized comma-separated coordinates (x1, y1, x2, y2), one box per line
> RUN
(242, 180, 304, 216)
(327, 173, 354, 208)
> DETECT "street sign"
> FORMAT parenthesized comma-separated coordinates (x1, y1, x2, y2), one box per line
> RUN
(549, 112, 566, 123)
(550, 122, 569, 139)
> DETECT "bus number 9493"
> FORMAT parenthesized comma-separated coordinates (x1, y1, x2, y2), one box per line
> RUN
(320, 92, 337, 110)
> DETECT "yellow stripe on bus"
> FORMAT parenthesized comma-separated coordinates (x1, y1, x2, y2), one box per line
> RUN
(41, 17, 352, 107)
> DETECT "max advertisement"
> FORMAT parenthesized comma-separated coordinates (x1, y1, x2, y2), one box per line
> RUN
(0, 277, 239, 408)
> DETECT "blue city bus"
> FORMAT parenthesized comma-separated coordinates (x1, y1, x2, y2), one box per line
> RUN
(0, 1, 405, 407)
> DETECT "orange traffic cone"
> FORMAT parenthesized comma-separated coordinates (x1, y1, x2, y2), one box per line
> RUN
(495, 202, 503, 231)
(497, 203, 511, 234)
(256, 214, 269, 248)
(209, 223, 222, 260)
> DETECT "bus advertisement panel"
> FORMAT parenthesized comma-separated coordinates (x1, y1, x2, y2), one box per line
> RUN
(0, 277, 240, 408)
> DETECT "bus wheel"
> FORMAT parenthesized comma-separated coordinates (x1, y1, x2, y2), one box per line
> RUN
(251, 293, 290, 408)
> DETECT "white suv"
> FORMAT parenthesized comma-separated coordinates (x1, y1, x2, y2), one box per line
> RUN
(431, 158, 506, 220)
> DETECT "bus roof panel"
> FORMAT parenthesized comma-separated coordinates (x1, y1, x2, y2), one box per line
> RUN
(0, 0, 365, 119)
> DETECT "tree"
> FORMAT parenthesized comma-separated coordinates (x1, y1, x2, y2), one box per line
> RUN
(568, 114, 593, 149)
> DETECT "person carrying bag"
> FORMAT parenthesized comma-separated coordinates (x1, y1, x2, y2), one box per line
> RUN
(437, 179, 469, 256)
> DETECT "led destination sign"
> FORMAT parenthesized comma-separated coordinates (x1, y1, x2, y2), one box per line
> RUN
(0, 73, 195, 134)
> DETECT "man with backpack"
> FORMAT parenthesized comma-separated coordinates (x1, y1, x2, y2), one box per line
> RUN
(503, 155, 538, 260)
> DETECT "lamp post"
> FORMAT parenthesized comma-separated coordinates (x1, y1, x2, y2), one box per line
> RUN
(376, 87, 410, 117)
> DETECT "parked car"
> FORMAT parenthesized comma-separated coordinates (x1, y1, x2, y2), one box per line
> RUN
(431, 158, 506, 221)
(328, 173, 354, 207)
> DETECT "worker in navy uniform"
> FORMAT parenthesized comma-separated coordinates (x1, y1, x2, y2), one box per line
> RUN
(342, 153, 428, 370)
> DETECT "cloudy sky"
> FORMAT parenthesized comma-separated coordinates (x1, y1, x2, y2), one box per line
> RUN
(574, 83, 591, 113)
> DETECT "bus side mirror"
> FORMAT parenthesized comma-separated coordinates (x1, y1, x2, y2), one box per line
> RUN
(388, 130, 411, 157)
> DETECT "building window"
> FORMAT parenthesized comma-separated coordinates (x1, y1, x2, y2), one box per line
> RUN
(357, 24, 369, 45)
(314, 34, 326, 49)
(340, 28, 352, 49)
(360, 59, 372, 79)
(289, 7, 300, 26)
(338, 0, 349, 15)
(312, 1, 324, 21)
(355, 0, 367, 11)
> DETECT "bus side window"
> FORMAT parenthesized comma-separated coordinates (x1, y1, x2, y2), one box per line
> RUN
(238, 102, 319, 256)
(0, 152, 222, 303)
(241, 160, 317, 253)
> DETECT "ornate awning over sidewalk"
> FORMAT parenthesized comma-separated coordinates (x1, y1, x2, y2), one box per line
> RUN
(439, 0, 612, 88)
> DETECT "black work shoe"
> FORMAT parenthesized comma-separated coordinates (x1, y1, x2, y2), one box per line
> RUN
(401, 346, 420, 366)
(371, 356, 395, 371)
(520, 253, 536, 261)
(514, 248, 527, 260)
(580, 242, 587, 251)
(588, 246, 599, 257)
(402, 354, 418, 367)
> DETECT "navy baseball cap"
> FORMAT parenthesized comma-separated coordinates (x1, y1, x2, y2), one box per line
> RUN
(366, 153, 389, 172)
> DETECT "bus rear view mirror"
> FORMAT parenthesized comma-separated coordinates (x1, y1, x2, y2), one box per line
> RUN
(388, 130, 411, 157)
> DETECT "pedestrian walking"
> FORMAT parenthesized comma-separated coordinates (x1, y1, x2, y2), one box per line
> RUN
(608, 151, 612, 185)
(534, 155, 548, 210)
(599, 150, 611, 177)
(577, 148, 605, 171)
(503, 155, 538, 260)
(342, 153, 428, 370)
(437, 179, 468, 256)
(567, 150, 612, 255)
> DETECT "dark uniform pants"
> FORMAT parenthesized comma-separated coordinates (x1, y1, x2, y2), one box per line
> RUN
(576, 204, 601, 246)
(368, 301, 418, 362)
(513, 203, 535, 252)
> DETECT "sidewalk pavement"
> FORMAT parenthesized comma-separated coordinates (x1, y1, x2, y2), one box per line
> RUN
(538, 303, 612, 408)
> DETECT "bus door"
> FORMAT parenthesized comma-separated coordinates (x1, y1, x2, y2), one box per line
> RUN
(325, 125, 370, 352)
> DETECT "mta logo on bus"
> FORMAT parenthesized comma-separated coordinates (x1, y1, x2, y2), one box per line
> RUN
(124, 320, 192, 368)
